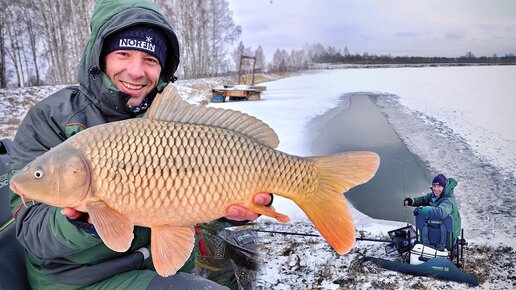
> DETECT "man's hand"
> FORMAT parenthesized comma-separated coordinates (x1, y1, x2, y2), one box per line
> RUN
(225, 193, 272, 221)
(62, 207, 92, 224)
(403, 198, 413, 206)
(62, 207, 99, 237)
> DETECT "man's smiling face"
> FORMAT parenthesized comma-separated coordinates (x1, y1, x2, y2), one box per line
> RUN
(104, 49, 161, 106)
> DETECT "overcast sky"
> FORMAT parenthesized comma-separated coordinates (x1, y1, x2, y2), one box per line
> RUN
(227, 0, 516, 61)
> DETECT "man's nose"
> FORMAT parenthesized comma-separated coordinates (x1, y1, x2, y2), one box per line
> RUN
(127, 59, 145, 79)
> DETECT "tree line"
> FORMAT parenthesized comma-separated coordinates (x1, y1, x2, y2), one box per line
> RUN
(311, 46, 516, 66)
(267, 44, 516, 73)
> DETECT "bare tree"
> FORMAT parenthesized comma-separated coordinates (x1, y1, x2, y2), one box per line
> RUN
(4, 3, 25, 87)
(31, 0, 93, 85)
(207, 0, 241, 76)
(342, 46, 350, 57)
(0, 1, 6, 87)
(69, 0, 93, 66)
(157, 0, 241, 78)
(270, 48, 288, 72)
(232, 41, 252, 72)
(290, 49, 308, 70)
(254, 46, 266, 72)
(18, 0, 44, 86)
(35, 0, 63, 84)
(1, 0, 42, 87)
(305, 43, 327, 62)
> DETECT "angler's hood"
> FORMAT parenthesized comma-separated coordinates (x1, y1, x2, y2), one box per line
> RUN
(78, 0, 180, 121)
(443, 177, 458, 197)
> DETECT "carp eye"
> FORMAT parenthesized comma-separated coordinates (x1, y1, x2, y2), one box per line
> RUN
(34, 168, 44, 179)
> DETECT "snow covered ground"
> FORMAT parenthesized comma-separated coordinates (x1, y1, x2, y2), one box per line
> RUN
(1, 65, 514, 289)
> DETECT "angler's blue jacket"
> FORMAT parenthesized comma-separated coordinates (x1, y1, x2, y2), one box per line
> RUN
(411, 177, 462, 239)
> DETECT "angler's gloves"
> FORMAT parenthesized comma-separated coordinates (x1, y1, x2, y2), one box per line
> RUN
(413, 206, 431, 216)
(403, 198, 413, 206)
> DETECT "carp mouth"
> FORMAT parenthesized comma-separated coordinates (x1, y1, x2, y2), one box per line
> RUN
(10, 180, 33, 208)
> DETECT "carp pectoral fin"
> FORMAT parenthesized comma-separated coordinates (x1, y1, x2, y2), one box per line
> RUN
(86, 201, 134, 252)
(247, 204, 290, 223)
(151, 225, 195, 277)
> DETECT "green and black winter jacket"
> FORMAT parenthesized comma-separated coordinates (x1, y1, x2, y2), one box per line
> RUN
(9, 0, 181, 289)
(411, 177, 462, 239)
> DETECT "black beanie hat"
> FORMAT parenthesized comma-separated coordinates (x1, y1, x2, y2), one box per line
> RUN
(103, 25, 168, 68)
(432, 174, 447, 188)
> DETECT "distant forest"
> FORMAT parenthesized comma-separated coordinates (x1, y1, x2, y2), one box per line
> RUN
(264, 45, 516, 73)
(1, 0, 515, 88)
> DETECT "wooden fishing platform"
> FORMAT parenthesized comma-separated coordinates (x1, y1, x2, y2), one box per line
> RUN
(211, 55, 266, 102)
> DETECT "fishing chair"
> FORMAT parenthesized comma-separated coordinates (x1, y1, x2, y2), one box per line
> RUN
(414, 213, 470, 268)
(415, 214, 455, 252)
(0, 138, 30, 289)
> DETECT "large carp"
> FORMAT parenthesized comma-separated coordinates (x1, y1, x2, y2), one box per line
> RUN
(10, 85, 380, 277)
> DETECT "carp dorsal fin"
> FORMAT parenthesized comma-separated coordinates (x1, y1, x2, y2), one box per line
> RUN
(145, 84, 279, 148)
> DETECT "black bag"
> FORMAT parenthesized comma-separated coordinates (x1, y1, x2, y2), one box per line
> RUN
(0, 138, 30, 290)
(0, 139, 13, 224)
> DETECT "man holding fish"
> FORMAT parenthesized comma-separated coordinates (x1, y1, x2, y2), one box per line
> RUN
(8, 0, 270, 289)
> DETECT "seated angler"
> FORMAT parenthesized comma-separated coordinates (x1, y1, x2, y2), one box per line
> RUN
(403, 174, 462, 241)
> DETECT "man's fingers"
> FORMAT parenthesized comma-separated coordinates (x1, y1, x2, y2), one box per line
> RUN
(62, 207, 82, 219)
(62, 207, 92, 224)
(253, 193, 272, 206)
(225, 193, 272, 221)
(226, 205, 259, 221)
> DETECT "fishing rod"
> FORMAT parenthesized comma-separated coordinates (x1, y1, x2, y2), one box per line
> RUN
(252, 228, 392, 243)
(390, 157, 410, 226)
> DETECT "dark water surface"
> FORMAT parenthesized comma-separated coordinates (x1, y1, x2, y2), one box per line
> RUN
(309, 93, 430, 223)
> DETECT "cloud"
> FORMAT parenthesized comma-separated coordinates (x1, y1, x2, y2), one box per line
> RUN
(445, 32, 465, 40)
(228, 0, 516, 59)
(394, 32, 420, 39)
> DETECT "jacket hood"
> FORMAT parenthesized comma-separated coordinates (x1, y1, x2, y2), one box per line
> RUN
(443, 177, 458, 197)
(78, 0, 179, 121)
